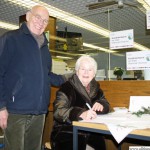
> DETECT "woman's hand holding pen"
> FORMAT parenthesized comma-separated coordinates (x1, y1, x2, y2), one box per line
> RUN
(79, 109, 97, 120)
(79, 102, 104, 120)
(79, 103, 96, 120)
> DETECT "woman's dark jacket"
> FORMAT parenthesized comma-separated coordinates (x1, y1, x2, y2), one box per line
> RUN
(0, 23, 64, 114)
(52, 74, 110, 136)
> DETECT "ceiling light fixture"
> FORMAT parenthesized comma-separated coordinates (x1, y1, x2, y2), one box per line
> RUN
(118, 0, 123, 8)
(144, 0, 150, 6)
(83, 43, 115, 53)
(3, 0, 150, 51)
(0, 21, 18, 30)
(50, 49, 84, 56)
(56, 56, 73, 60)
(137, 0, 150, 10)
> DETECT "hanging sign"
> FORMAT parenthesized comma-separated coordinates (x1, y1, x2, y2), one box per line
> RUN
(109, 29, 134, 49)
(146, 10, 150, 29)
(126, 51, 150, 70)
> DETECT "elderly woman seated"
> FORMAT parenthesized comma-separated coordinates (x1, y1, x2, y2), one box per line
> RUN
(51, 55, 110, 150)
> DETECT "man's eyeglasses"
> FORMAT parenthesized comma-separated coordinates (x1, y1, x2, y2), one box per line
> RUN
(30, 11, 49, 25)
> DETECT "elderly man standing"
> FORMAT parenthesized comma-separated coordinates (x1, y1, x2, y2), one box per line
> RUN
(0, 5, 65, 150)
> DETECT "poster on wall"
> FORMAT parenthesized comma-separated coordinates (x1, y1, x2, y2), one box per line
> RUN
(109, 29, 134, 49)
(146, 10, 150, 29)
(126, 51, 150, 70)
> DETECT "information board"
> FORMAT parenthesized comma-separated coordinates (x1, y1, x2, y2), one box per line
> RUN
(109, 29, 134, 49)
(126, 51, 150, 70)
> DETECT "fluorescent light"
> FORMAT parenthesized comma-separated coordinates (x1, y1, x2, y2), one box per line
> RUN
(0, 21, 18, 30)
(56, 56, 73, 60)
(50, 49, 84, 56)
(145, 0, 150, 5)
(50, 35, 66, 42)
(133, 42, 150, 50)
(7, 0, 36, 8)
(137, 0, 150, 10)
(83, 43, 115, 53)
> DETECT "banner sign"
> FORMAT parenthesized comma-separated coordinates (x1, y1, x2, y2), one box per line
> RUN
(126, 51, 150, 70)
(110, 29, 134, 49)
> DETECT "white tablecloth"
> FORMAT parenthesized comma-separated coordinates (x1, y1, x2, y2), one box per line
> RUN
(81, 111, 150, 143)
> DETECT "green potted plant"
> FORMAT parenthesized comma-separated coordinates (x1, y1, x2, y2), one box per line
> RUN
(113, 67, 124, 80)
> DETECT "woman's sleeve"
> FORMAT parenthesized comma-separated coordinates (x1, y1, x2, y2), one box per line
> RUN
(53, 90, 85, 123)
(53, 91, 72, 123)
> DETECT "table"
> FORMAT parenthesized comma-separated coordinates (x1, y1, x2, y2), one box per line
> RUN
(73, 121, 150, 150)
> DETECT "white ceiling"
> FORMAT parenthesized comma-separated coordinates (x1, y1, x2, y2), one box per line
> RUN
(0, 0, 150, 56)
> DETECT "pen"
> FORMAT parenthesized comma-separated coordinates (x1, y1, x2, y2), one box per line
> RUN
(86, 103, 92, 110)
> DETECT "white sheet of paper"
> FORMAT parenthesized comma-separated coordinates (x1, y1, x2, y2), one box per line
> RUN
(129, 96, 150, 112)
(106, 124, 133, 143)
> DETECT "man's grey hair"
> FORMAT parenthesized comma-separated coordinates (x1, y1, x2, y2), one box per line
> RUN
(75, 55, 97, 74)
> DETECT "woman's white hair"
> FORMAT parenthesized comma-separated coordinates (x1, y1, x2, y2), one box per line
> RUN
(75, 55, 97, 74)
